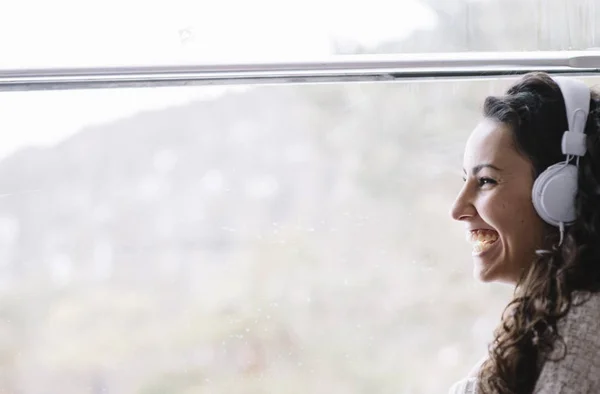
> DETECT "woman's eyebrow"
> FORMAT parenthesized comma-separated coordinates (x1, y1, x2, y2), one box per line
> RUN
(462, 163, 503, 175)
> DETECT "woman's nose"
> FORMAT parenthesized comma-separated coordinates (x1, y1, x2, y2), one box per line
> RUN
(450, 188, 476, 222)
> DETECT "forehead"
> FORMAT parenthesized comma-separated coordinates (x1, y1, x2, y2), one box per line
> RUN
(463, 118, 528, 170)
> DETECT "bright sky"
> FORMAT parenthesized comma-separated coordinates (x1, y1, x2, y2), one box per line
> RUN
(0, 0, 438, 159)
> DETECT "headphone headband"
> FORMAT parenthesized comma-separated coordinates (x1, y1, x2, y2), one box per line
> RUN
(553, 77, 590, 157)
(532, 76, 591, 240)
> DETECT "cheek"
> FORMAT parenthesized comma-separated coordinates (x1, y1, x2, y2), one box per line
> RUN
(482, 195, 512, 225)
(501, 195, 544, 248)
(485, 192, 536, 234)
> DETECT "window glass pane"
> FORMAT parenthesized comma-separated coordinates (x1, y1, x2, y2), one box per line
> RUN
(1, 0, 600, 68)
(1, 77, 599, 393)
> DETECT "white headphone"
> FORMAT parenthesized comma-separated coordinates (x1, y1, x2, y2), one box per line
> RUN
(531, 77, 591, 243)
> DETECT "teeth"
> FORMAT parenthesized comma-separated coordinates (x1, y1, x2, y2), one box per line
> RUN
(466, 230, 499, 254)
(472, 241, 494, 254)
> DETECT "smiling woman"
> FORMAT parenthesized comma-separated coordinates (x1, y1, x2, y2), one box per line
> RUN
(452, 118, 546, 284)
(450, 72, 600, 393)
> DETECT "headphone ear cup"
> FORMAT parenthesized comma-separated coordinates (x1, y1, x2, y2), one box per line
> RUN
(532, 163, 579, 226)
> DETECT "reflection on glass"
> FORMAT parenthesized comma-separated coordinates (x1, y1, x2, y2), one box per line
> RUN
(1, 0, 599, 67)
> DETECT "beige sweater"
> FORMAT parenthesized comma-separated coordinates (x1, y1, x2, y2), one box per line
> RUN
(449, 291, 600, 393)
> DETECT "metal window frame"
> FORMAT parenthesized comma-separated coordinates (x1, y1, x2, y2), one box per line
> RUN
(2, 51, 600, 91)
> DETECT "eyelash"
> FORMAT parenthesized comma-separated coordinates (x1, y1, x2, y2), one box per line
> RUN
(477, 177, 497, 187)
(462, 177, 497, 187)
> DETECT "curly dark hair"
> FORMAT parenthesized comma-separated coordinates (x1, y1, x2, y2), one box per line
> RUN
(477, 72, 600, 393)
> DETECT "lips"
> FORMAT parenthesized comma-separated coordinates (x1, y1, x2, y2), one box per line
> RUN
(467, 229, 499, 255)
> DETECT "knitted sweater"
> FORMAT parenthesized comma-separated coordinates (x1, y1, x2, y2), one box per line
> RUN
(449, 291, 600, 393)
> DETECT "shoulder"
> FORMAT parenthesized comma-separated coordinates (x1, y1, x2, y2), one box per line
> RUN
(448, 356, 486, 394)
(558, 291, 600, 346)
(448, 378, 478, 394)
(534, 291, 600, 393)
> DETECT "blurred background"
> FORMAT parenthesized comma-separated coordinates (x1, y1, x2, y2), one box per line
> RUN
(1, 0, 600, 393)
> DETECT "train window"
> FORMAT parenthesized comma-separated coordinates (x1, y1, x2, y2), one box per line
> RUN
(1, 0, 600, 393)
(1, 0, 599, 68)
(1, 76, 597, 393)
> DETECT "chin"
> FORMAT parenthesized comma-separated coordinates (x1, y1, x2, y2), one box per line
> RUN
(473, 266, 495, 282)
(473, 264, 516, 285)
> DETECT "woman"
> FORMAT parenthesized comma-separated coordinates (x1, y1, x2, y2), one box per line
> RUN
(449, 72, 600, 393)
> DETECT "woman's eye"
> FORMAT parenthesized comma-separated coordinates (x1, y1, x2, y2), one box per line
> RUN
(478, 177, 497, 187)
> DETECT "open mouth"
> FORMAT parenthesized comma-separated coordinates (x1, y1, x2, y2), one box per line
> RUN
(467, 229, 499, 255)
